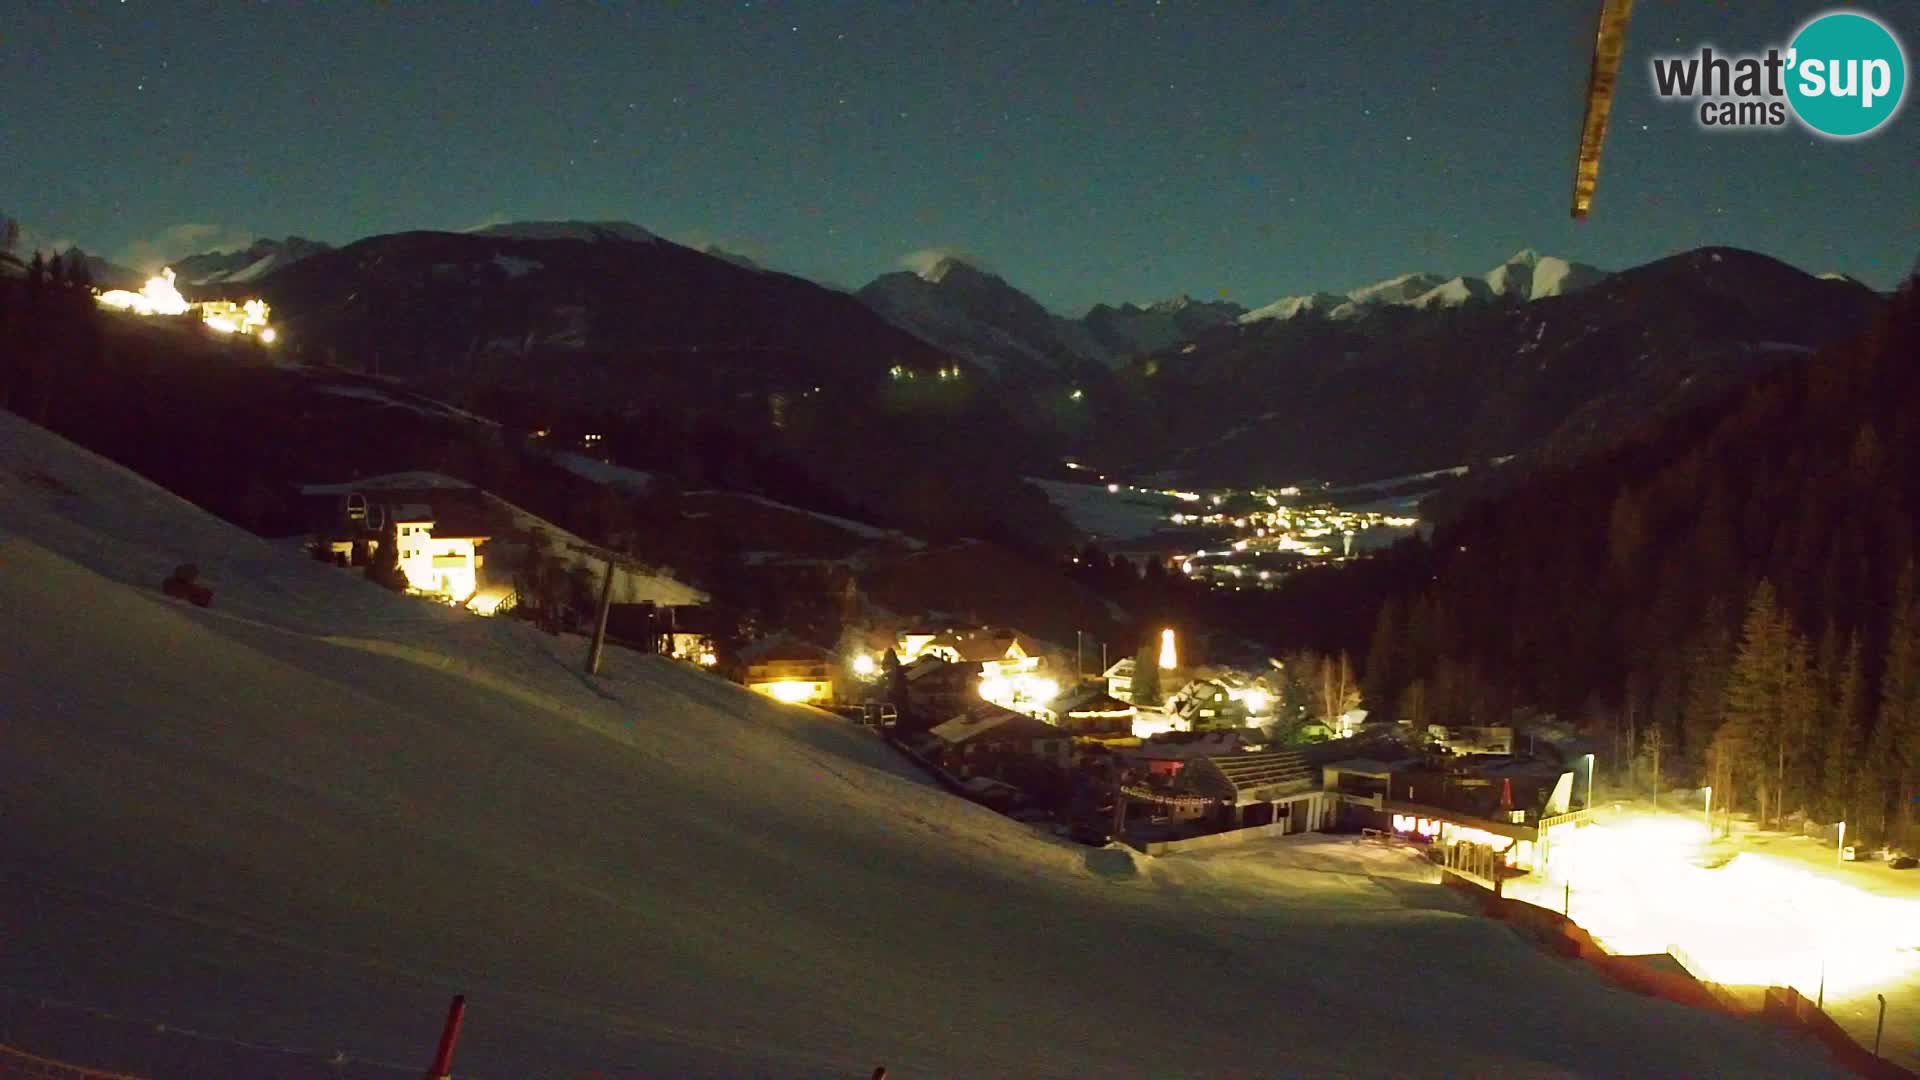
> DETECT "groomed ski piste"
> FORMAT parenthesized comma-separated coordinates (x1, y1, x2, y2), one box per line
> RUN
(0, 411, 1844, 1077)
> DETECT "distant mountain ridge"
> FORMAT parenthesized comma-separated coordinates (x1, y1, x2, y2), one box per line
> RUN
(856, 257, 1112, 380)
(1239, 250, 1608, 324)
(174, 237, 332, 287)
(468, 219, 660, 244)
(1101, 246, 1883, 488)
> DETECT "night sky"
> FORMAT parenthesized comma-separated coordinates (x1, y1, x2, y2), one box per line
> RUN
(5, 2, 1913, 311)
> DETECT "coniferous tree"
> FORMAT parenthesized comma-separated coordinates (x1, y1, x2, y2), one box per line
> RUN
(882, 648, 911, 729)
(1780, 630, 1820, 819)
(1822, 633, 1866, 824)
(1879, 564, 1920, 840)
(0, 269, 13, 410)
(1132, 643, 1162, 706)
(1363, 599, 1406, 716)
(1723, 580, 1789, 822)
(1396, 677, 1430, 732)
(1680, 600, 1734, 776)
(367, 518, 408, 591)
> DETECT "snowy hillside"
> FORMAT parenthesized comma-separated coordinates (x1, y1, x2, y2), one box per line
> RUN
(1240, 250, 1608, 325)
(469, 219, 659, 244)
(0, 413, 1842, 1076)
(301, 469, 706, 607)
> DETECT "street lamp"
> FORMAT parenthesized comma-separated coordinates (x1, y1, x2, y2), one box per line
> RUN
(1838, 820, 1848, 864)
(1583, 753, 1596, 811)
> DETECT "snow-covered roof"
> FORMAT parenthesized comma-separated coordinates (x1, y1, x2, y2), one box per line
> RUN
(930, 705, 1064, 746)
(300, 471, 474, 494)
(1321, 758, 1406, 776)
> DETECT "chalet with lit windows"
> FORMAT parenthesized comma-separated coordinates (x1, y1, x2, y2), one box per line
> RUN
(919, 627, 1053, 681)
(740, 638, 837, 705)
(1166, 678, 1249, 731)
(299, 481, 503, 605)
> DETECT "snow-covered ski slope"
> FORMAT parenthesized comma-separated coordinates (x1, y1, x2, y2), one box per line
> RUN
(0, 413, 1841, 1076)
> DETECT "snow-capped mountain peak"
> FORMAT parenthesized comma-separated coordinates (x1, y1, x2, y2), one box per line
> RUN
(1241, 251, 1607, 325)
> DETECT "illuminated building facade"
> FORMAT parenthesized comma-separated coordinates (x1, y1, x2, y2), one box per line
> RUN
(742, 640, 837, 706)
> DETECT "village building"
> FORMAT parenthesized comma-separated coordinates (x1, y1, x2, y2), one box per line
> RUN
(920, 628, 1050, 680)
(300, 482, 500, 605)
(1320, 751, 1580, 878)
(1047, 684, 1137, 742)
(1119, 729, 1257, 780)
(1423, 724, 1516, 756)
(929, 704, 1075, 773)
(300, 472, 706, 618)
(900, 655, 979, 724)
(1179, 749, 1333, 833)
(1165, 678, 1250, 731)
(895, 624, 951, 663)
(1101, 657, 1136, 702)
(740, 639, 837, 705)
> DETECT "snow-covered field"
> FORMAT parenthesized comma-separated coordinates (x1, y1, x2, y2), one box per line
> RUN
(0, 413, 1844, 1077)
(1027, 478, 1179, 542)
(1507, 804, 1920, 1072)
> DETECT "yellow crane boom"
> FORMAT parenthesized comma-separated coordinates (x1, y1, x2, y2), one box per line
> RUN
(1572, 0, 1636, 219)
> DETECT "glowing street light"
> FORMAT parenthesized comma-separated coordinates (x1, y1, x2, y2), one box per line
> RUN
(851, 653, 876, 678)
(1159, 627, 1177, 670)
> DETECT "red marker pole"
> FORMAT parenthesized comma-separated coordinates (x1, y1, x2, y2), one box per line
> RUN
(426, 994, 466, 1080)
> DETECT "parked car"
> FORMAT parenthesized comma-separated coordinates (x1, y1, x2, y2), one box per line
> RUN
(1892, 855, 1918, 870)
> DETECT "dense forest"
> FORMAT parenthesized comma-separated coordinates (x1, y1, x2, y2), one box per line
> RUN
(1271, 271, 1919, 839)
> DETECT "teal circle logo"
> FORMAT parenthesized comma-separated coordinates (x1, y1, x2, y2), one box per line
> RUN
(1786, 11, 1907, 138)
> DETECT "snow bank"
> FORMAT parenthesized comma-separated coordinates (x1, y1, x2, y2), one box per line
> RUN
(550, 450, 655, 495)
(0, 412, 1843, 1076)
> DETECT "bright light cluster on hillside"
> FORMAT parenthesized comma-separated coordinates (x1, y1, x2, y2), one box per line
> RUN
(96, 267, 278, 342)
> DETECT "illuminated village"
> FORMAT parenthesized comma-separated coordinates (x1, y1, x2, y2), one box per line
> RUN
(96, 266, 278, 342)
(2, 0, 1913, 1068)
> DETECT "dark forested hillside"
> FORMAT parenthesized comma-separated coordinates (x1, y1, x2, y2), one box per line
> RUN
(1285, 272, 1918, 837)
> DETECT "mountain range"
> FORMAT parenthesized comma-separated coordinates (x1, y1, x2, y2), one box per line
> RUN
(1238, 250, 1608, 324)
(173, 236, 333, 286)
(142, 219, 1890, 526)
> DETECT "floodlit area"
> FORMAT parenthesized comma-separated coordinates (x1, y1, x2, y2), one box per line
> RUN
(95, 266, 277, 340)
(0, 413, 1845, 1077)
(1509, 804, 1920, 1068)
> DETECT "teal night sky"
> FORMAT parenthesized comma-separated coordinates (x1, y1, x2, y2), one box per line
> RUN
(4, 1, 1914, 311)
